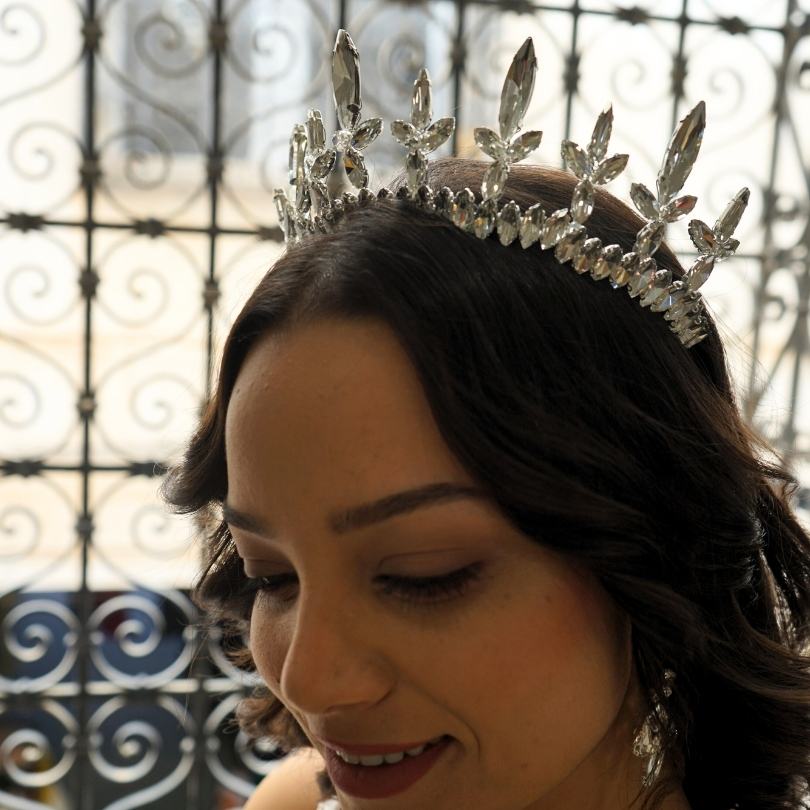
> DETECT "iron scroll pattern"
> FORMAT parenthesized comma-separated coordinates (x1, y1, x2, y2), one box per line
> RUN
(1, 0, 809, 807)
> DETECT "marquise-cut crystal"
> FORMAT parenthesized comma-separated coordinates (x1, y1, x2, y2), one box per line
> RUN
(332, 30, 362, 131)
(593, 153, 629, 184)
(660, 194, 697, 222)
(391, 119, 418, 147)
(685, 254, 715, 291)
(289, 124, 307, 185)
(424, 117, 455, 152)
(561, 140, 591, 179)
(396, 185, 412, 200)
(498, 37, 536, 140)
(664, 294, 701, 321)
(715, 187, 750, 242)
(656, 101, 705, 203)
(555, 223, 587, 263)
(474, 198, 497, 239)
(310, 148, 336, 179)
(507, 130, 543, 162)
(639, 270, 673, 308)
(519, 203, 545, 248)
(353, 117, 383, 149)
(358, 187, 375, 205)
(376, 187, 395, 199)
(588, 106, 613, 165)
(497, 201, 521, 245)
(688, 220, 716, 254)
(571, 179, 595, 224)
(627, 257, 657, 298)
(635, 220, 666, 256)
(540, 209, 571, 249)
(652, 278, 687, 312)
(483, 161, 509, 201)
(611, 252, 639, 288)
(475, 127, 507, 161)
(412, 67, 432, 130)
(683, 330, 708, 348)
(573, 237, 602, 274)
(452, 188, 476, 229)
(307, 109, 326, 153)
(630, 182, 658, 220)
(406, 149, 428, 189)
(591, 244, 623, 281)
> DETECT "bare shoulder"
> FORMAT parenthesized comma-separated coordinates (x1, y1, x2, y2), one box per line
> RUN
(243, 747, 327, 810)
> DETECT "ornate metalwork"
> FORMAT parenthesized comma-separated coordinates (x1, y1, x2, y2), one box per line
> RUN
(1, 1, 808, 807)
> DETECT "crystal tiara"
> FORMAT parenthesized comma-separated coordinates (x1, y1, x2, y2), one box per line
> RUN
(273, 30, 750, 349)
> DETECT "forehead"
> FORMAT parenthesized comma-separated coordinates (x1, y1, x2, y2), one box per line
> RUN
(223, 318, 474, 517)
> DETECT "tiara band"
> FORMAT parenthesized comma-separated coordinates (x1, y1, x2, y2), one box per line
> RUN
(273, 30, 750, 350)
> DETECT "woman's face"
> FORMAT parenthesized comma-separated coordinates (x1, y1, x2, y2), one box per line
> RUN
(224, 317, 649, 810)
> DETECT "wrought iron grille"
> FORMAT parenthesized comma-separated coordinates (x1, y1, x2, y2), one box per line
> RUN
(1, 1, 808, 807)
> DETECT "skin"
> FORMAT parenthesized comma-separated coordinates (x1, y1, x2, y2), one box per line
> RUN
(224, 317, 692, 810)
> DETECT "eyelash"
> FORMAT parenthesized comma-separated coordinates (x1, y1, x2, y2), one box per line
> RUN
(246, 562, 485, 608)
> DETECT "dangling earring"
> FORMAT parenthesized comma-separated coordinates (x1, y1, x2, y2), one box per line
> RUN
(632, 668, 677, 789)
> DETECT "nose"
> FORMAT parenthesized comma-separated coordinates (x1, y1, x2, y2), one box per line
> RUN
(275, 585, 393, 716)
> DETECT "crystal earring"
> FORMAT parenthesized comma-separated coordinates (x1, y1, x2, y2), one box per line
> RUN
(632, 668, 677, 789)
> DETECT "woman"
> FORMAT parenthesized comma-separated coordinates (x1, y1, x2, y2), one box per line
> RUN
(160, 33, 810, 810)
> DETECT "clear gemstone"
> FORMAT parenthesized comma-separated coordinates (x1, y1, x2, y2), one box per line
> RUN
(424, 117, 455, 152)
(306, 109, 326, 153)
(353, 117, 383, 150)
(540, 209, 571, 249)
(683, 330, 708, 348)
(497, 201, 521, 245)
(519, 203, 545, 248)
(561, 140, 591, 179)
(332, 30, 362, 131)
(396, 185, 412, 200)
(591, 244, 622, 281)
(475, 128, 507, 162)
(627, 257, 657, 298)
(452, 188, 476, 230)
(405, 150, 428, 189)
(593, 153, 629, 184)
(358, 187, 375, 205)
(688, 219, 716, 254)
(634, 220, 666, 256)
(482, 161, 509, 201)
(571, 179, 595, 224)
(656, 101, 705, 202)
(498, 37, 536, 140)
(573, 237, 602, 274)
(507, 130, 543, 162)
(588, 106, 613, 165)
(377, 187, 395, 199)
(660, 194, 697, 222)
(651, 284, 686, 313)
(611, 252, 639, 288)
(685, 254, 715, 291)
(391, 119, 418, 148)
(630, 182, 659, 220)
(555, 223, 587, 263)
(289, 124, 307, 186)
(474, 198, 497, 239)
(411, 67, 432, 130)
(715, 187, 750, 242)
(310, 149, 336, 180)
(639, 270, 673, 308)
(664, 291, 701, 321)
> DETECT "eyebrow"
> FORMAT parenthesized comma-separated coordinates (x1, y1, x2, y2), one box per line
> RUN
(221, 482, 488, 539)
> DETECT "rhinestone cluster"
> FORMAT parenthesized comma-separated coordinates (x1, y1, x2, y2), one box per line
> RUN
(274, 30, 749, 350)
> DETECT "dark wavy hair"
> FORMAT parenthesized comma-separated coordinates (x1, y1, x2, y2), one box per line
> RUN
(160, 158, 810, 810)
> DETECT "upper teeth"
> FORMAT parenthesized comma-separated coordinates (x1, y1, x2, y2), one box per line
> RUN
(335, 735, 444, 766)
